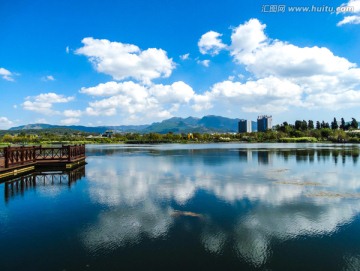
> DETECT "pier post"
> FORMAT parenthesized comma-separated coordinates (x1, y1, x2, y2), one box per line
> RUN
(20, 146, 24, 165)
(33, 146, 36, 162)
(4, 147, 9, 168)
(67, 145, 71, 162)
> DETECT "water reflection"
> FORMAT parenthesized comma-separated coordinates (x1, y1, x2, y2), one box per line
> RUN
(4, 166, 85, 203)
(82, 145, 360, 268)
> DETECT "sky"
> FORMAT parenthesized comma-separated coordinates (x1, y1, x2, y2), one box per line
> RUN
(0, 0, 360, 129)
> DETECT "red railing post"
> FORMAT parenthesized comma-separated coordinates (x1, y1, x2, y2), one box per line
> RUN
(33, 146, 36, 162)
(20, 146, 24, 165)
(68, 145, 71, 162)
(4, 147, 9, 168)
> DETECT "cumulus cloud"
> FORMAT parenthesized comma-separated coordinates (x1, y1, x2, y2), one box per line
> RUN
(76, 37, 175, 84)
(197, 59, 210, 67)
(63, 109, 82, 118)
(194, 18, 360, 113)
(193, 76, 303, 113)
(0, 117, 13, 129)
(337, 0, 360, 26)
(22, 93, 74, 115)
(0, 67, 15, 81)
(229, 19, 355, 79)
(230, 18, 267, 63)
(81, 81, 194, 122)
(180, 53, 190, 60)
(198, 31, 227, 56)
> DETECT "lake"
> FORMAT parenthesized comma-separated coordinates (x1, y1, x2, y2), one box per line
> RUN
(1, 143, 360, 271)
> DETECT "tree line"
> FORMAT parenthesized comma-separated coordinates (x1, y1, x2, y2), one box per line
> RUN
(0, 117, 359, 145)
(278, 117, 358, 131)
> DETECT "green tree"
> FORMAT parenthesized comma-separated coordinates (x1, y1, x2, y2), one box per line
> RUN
(301, 120, 307, 131)
(321, 128, 332, 139)
(308, 120, 314, 130)
(340, 118, 346, 130)
(331, 117, 339, 130)
(2, 134, 13, 143)
(351, 118, 358, 129)
(316, 121, 321, 130)
(295, 120, 302, 130)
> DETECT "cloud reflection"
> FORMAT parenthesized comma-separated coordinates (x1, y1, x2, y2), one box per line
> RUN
(83, 146, 360, 266)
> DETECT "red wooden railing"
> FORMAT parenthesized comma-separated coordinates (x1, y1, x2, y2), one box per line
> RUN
(0, 145, 85, 169)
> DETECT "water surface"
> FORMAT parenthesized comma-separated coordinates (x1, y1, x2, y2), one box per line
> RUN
(1, 143, 360, 270)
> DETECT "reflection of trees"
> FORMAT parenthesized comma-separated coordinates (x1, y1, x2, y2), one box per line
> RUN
(4, 166, 85, 203)
(271, 148, 360, 165)
(86, 145, 360, 166)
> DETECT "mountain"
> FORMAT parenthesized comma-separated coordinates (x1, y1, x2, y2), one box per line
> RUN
(8, 116, 242, 134)
(9, 124, 149, 133)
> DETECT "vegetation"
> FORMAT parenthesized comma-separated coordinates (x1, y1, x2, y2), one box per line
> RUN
(0, 117, 359, 145)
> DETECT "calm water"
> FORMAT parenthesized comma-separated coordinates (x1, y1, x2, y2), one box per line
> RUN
(1, 143, 360, 271)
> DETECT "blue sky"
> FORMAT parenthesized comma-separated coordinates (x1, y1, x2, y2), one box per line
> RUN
(1, 0, 360, 128)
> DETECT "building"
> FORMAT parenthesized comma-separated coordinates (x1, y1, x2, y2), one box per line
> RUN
(257, 115, 272, 132)
(102, 130, 114, 138)
(238, 119, 252, 133)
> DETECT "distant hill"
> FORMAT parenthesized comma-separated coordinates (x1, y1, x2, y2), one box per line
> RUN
(9, 124, 149, 134)
(8, 116, 243, 134)
(143, 116, 241, 133)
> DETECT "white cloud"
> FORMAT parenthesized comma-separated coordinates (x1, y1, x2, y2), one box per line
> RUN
(151, 81, 195, 104)
(197, 59, 210, 67)
(337, 0, 360, 26)
(180, 53, 190, 60)
(338, 15, 360, 25)
(305, 90, 360, 109)
(63, 109, 82, 118)
(229, 19, 355, 79)
(81, 81, 194, 122)
(22, 93, 74, 115)
(198, 31, 227, 56)
(80, 81, 145, 97)
(76, 37, 175, 84)
(0, 67, 15, 81)
(230, 18, 267, 63)
(194, 18, 360, 113)
(41, 75, 55, 81)
(60, 118, 80, 125)
(66, 46, 70, 54)
(193, 76, 303, 113)
(0, 117, 13, 129)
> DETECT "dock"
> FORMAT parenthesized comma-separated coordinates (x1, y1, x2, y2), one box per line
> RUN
(0, 145, 86, 181)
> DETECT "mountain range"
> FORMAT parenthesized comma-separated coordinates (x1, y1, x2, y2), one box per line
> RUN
(8, 115, 251, 134)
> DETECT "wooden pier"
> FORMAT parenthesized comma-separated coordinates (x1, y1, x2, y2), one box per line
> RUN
(0, 145, 86, 181)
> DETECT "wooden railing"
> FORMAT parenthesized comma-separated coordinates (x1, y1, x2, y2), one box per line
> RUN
(0, 145, 85, 169)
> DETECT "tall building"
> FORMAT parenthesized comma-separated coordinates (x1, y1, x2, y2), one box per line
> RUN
(257, 115, 272, 132)
(238, 119, 252, 133)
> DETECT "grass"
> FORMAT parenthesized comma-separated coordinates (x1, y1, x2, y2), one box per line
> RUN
(279, 137, 318, 143)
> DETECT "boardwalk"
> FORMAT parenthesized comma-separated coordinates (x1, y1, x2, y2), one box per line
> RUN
(0, 145, 86, 181)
